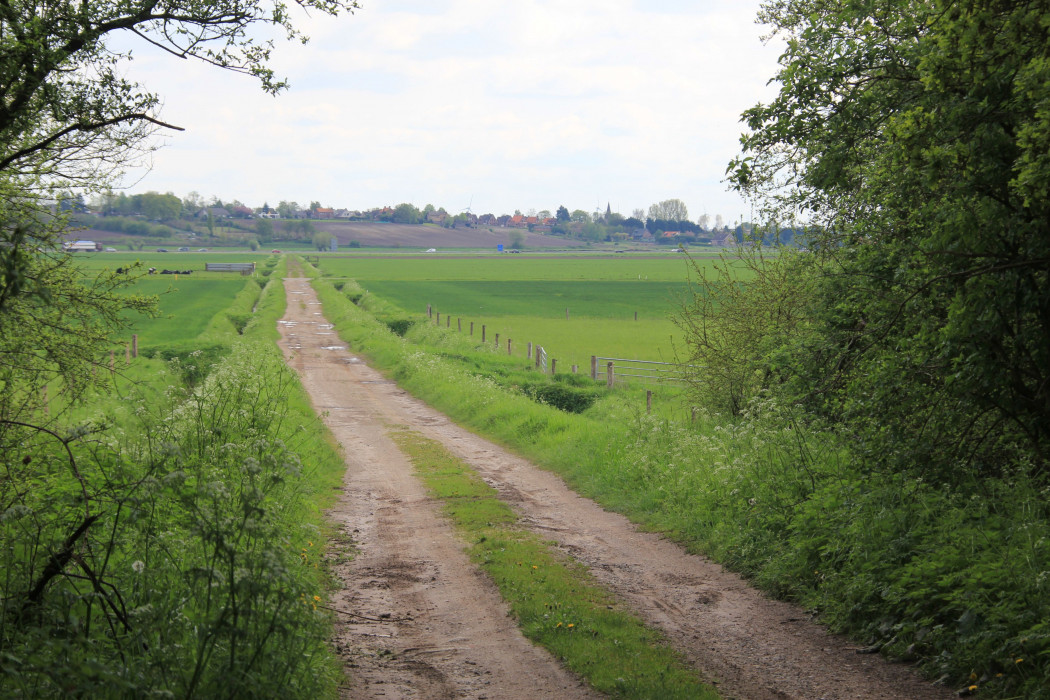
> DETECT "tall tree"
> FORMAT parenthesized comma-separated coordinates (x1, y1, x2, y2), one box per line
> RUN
(276, 200, 299, 219)
(648, 199, 689, 221)
(728, 0, 1050, 480)
(392, 202, 421, 224)
(1, 0, 359, 300)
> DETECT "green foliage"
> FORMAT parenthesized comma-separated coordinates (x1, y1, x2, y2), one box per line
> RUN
(80, 215, 180, 237)
(384, 318, 414, 337)
(140, 343, 229, 387)
(0, 343, 342, 698)
(520, 382, 598, 413)
(311, 231, 334, 251)
(391, 202, 421, 224)
(227, 312, 252, 334)
(675, 247, 816, 416)
(732, 0, 1050, 482)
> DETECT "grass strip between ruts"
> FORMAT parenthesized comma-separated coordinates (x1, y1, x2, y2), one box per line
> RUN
(389, 428, 720, 700)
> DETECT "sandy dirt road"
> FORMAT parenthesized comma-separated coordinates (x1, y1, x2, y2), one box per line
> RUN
(277, 277, 953, 700)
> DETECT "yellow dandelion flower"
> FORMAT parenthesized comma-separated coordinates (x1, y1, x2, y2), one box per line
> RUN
(567, 623, 574, 628)
(532, 565, 538, 570)
(968, 685, 977, 692)
(1016, 658, 1024, 664)
(308, 541, 314, 547)
(556, 622, 563, 628)
(313, 595, 321, 602)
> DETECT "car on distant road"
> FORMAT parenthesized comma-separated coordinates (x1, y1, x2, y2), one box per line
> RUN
(198, 248, 208, 252)
(104, 247, 117, 252)
(271, 249, 281, 253)
(156, 248, 168, 252)
(178, 247, 189, 252)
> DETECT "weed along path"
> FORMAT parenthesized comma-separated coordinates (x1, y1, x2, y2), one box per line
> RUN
(277, 277, 952, 700)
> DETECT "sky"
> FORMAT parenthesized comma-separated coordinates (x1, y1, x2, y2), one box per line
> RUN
(117, 0, 783, 224)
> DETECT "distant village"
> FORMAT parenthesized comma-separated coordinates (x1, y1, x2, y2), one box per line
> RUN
(59, 191, 802, 248)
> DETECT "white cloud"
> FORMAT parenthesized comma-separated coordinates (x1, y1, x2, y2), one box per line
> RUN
(118, 0, 782, 222)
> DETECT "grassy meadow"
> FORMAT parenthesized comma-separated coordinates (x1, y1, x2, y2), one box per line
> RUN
(69, 251, 280, 346)
(311, 253, 732, 363)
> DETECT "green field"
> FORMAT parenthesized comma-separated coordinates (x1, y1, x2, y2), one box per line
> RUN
(120, 277, 255, 347)
(70, 251, 276, 271)
(314, 254, 720, 362)
(68, 252, 274, 347)
(315, 254, 706, 281)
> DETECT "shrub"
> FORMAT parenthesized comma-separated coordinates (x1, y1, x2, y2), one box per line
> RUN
(385, 318, 414, 337)
(520, 382, 598, 413)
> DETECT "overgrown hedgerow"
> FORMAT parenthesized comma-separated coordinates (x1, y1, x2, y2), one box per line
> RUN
(0, 274, 343, 699)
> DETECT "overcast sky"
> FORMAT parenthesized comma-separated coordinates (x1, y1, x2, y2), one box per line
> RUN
(119, 0, 782, 223)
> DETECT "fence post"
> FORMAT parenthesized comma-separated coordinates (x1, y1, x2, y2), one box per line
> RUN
(527, 342, 532, 359)
(647, 390, 652, 414)
(495, 332, 499, 348)
(132, 334, 138, 358)
(470, 321, 474, 336)
(571, 364, 578, 374)
(125, 343, 130, 364)
(606, 361, 614, 388)
(458, 318, 462, 331)
(691, 407, 697, 423)
(436, 311, 440, 325)
(446, 315, 450, 328)
(482, 325, 486, 342)
(551, 358, 557, 374)
(565, 307, 569, 320)
(428, 304, 432, 317)
(591, 355, 597, 381)
(508, 339, 512, 355)
(536, 348, 542, 369)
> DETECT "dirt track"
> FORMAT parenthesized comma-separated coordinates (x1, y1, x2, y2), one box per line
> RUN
(277, 276, 953, 700)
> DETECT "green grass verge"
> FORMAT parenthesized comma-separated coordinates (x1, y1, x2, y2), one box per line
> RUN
(390, 429, 718, 700)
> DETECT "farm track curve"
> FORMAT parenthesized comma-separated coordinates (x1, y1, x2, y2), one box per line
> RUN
(276, 276, 953, 700)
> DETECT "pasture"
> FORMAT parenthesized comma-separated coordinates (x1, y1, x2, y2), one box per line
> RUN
(314, 253, 731, 363)
(120, 277, 255, 347)
(69, 252, 272, 347)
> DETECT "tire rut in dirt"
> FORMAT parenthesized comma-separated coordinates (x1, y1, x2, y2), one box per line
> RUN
(277, 277, 598, 700)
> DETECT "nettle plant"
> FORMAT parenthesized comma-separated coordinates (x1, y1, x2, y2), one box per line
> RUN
(0, 344, 333, 697)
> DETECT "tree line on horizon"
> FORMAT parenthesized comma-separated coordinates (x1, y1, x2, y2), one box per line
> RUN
(73, 191, 801, 248)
